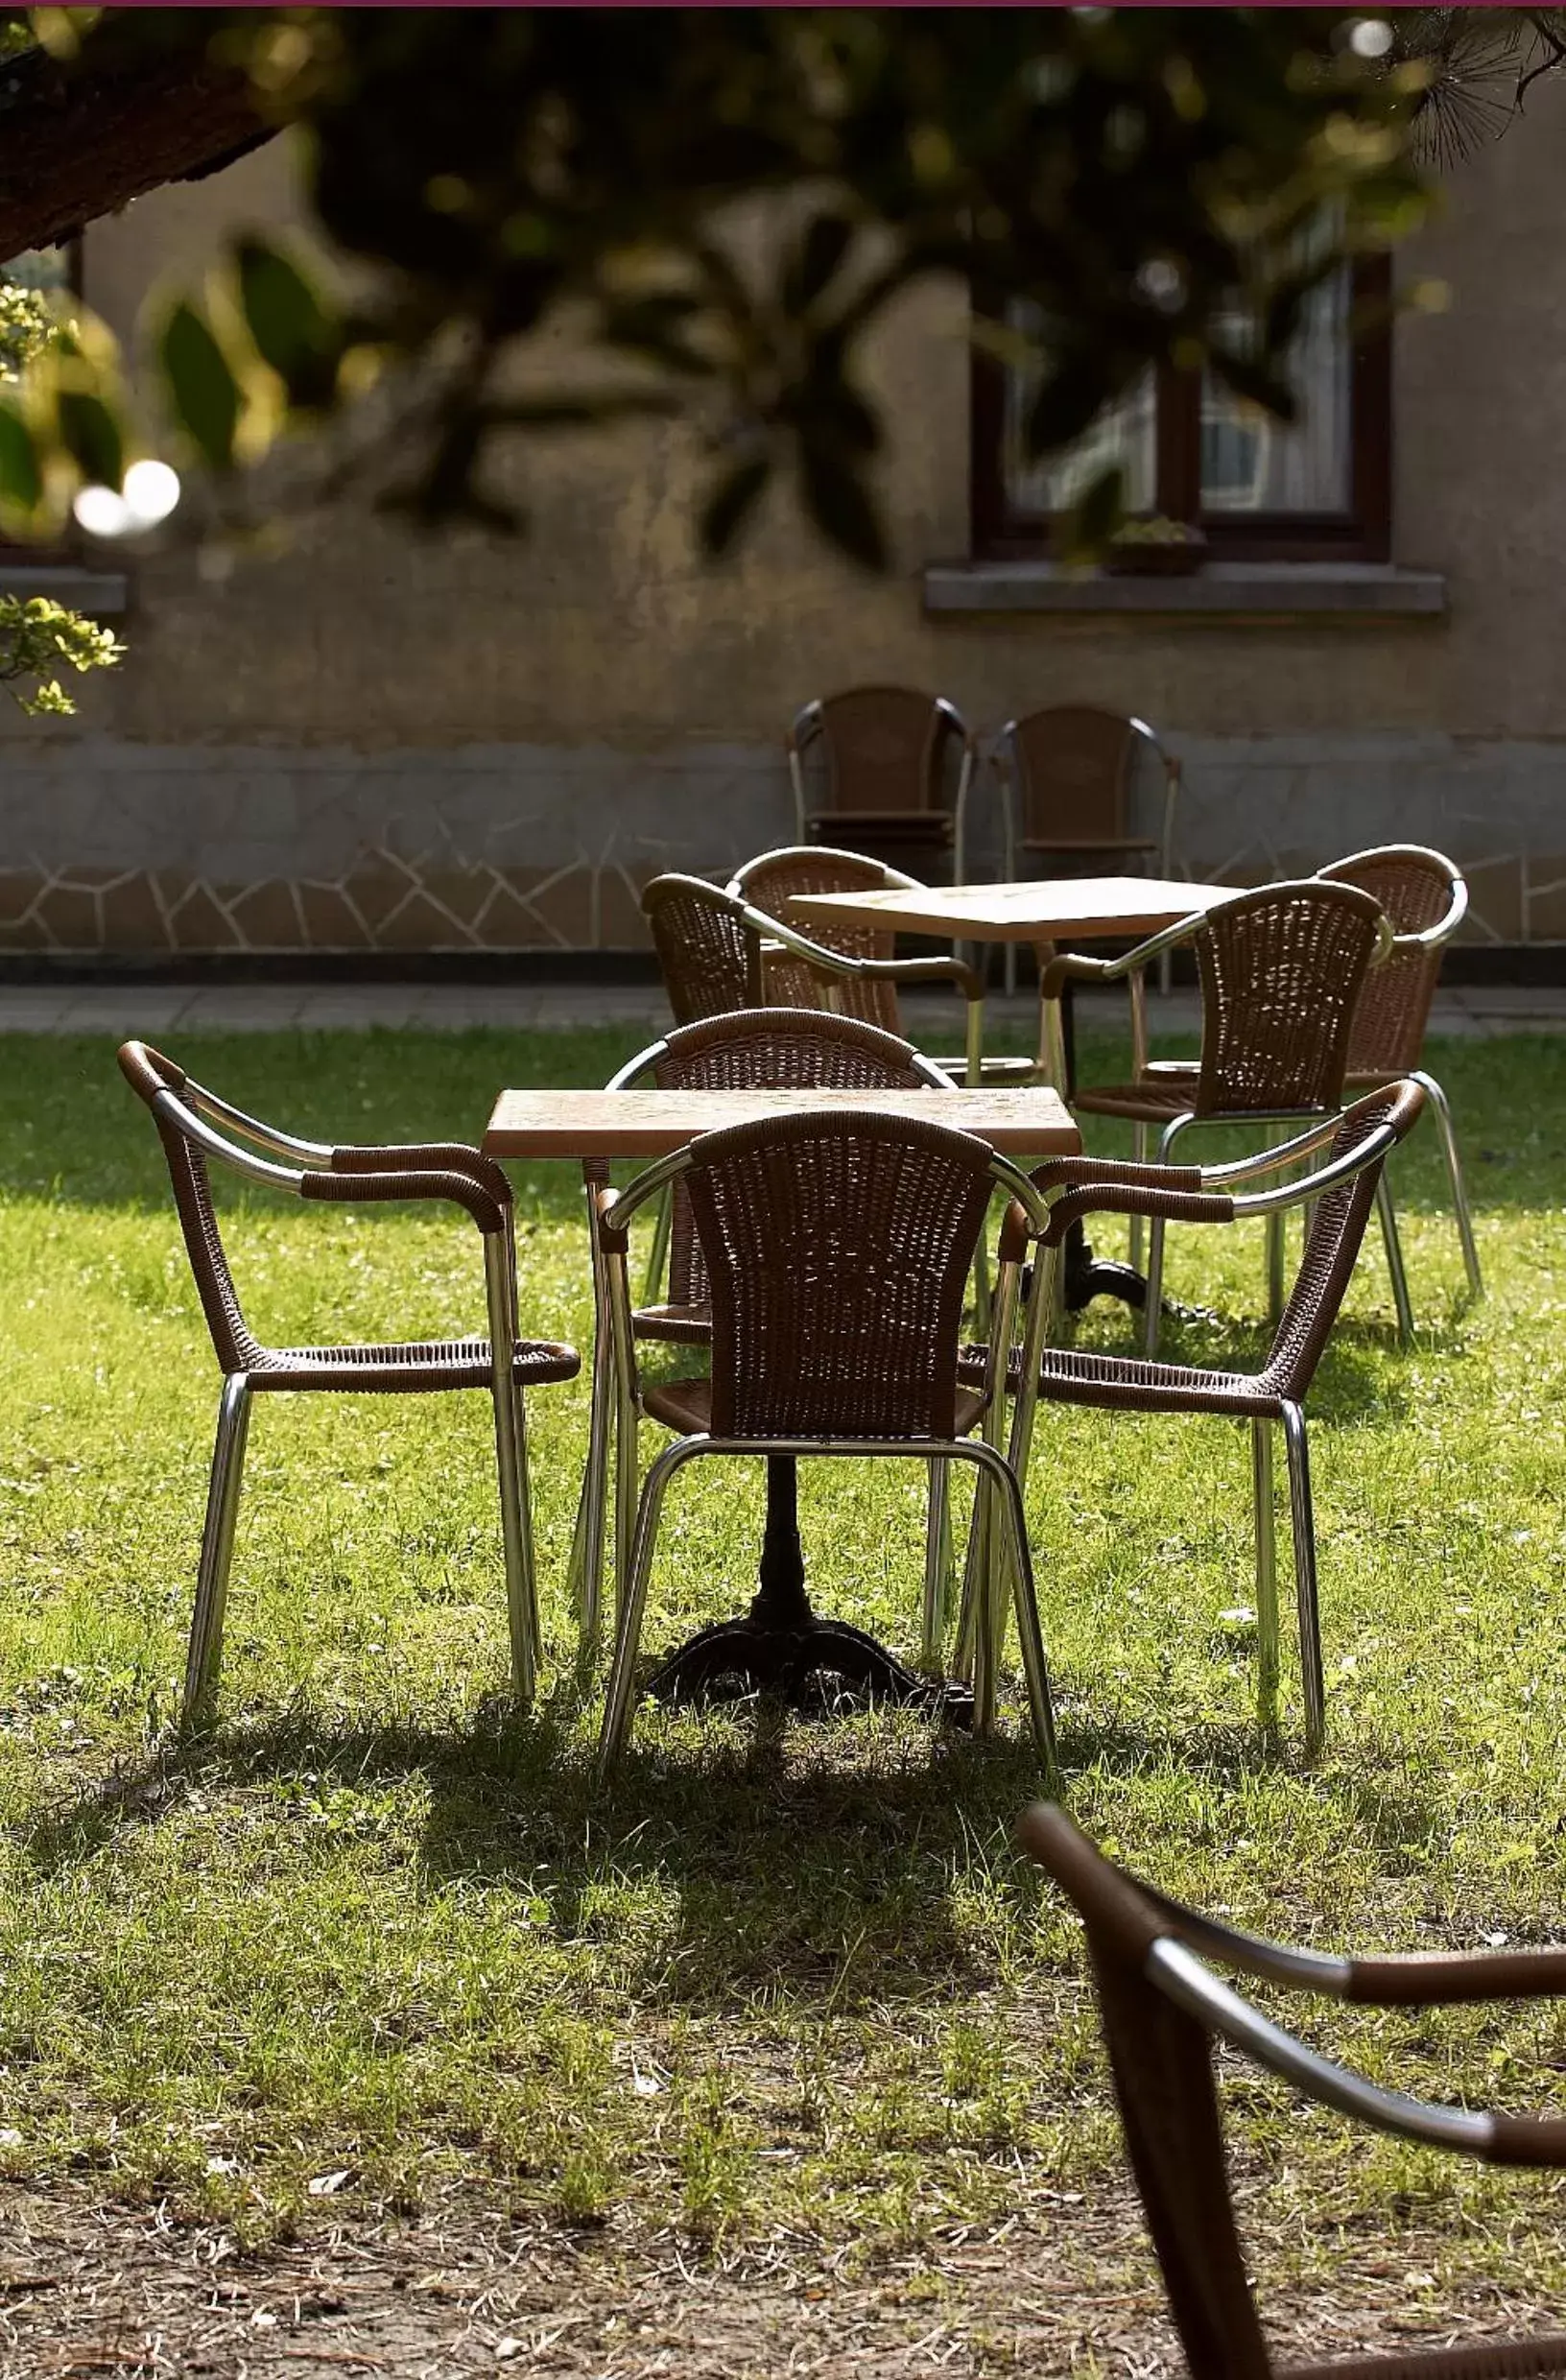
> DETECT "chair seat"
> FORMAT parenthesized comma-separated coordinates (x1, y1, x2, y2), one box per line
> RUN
(808, 809, 953, 840)
(1282, 2337, 1566, 2378)
(1073, 1079, 1204, 1123)
(1020, 836, 1158, 855)
(959, 1341, 1280, 1419)
(248, 1337, 581, 1392)
(641, 1374, 989, 1440)
(929, 1052, 1041, 1083)
(632, 1300, 712, 1346)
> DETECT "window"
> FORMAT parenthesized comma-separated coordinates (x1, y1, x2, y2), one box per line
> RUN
(971, 251, 1391, 563)
(0, 244, 79, 561)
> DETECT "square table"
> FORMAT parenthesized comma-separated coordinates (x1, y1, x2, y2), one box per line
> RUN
(484, 1081, 1080, 1724)
(783, 871, 1237, 947)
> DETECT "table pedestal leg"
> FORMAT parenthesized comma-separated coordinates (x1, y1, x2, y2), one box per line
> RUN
(1055, 969, 1150, 1313)
(641, 1457, 975, 1722)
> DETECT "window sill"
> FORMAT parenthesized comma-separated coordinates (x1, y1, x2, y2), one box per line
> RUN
(0, 564, 130, 616)
(922, 559, 1446, 621)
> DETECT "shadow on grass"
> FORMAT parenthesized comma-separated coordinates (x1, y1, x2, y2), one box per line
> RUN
(15, 1668, 1443, 2008)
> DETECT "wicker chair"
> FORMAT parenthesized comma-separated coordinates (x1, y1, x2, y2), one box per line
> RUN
(565, 1009, 959, 1650)
(1041, 880, 1400, 1356)
(991, 706, 1182, 994)
(593, 1111, 1057, 1767)
(1020, 1800, 1566, 2380)
(728, 844, 1036, 1083)
(1316, 844, 1482, 1297)
(961, 1083, 1426, 1749)
(786, 688, 977, 883)
(118, 1041, 579, 1730)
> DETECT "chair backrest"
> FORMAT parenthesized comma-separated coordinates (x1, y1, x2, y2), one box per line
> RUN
(1192, 880, 1388, 1116)
(647, 1011, 943, 1315)
(641, 873, 763, 1025)
(118, 1041, 277, 1375)
(1263, 1079, 1426, 1399)
(1316, 845, 1465, 1074)
(727, 845, 915, 1032)
(792, 688, 966, 821)
(1018, 1803, 1273, 2380)
(681, 1112, 996, 1439)
(999, 705, 1154, 846)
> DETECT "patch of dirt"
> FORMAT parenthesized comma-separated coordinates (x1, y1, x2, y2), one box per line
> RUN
(2, 2186, 1563, 2378)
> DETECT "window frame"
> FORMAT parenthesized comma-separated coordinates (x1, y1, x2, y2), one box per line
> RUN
(969, 253, 1391, 565)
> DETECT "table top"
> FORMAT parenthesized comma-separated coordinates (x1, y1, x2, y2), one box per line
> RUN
(485, 1083, 1080, 1159)
(787, 873, 1238, 944)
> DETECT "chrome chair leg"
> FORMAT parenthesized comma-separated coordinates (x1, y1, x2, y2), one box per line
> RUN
(921, 1458, 953, 1670)
(486, 1235, 537, 1702)
(1375, 1174, 1415, 1346)
(567, 1232, 613, 1653)
(598, 1439, 700, 1771)
(1412, 1068, 1483, 1297)
(1144, 1114, 1194, 1356)
(1266, 1208, 1286, 1327)
(1128, 1122, 1149, 1272)
(182, 1372, 251, 1736)
(613, 1372, 640, 1634)
(968, 1442, 1056, 1769)
(1251, 1416, 1279, 1732)
(1281, 1399, 1324, 1755)
(642, 1186, 673, 1302)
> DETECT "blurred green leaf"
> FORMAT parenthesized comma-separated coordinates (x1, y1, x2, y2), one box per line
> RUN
(159, 301, 241, 471)
(234, 237, 340, 406)
(55, 388, 124, 490)
(797, 440, 885, 572)
(700, 452, 770, 557)
(785, 212, 854, 313)
(1057, 461, 1127, 561)
(0, 401, 41, 512)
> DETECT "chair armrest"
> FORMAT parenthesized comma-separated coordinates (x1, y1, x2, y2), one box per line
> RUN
(1039, 1182, 1235, 1248)
(1030, 1155, 1205, 1195)
(302, 1156, 511, 1235)
(330, 1141, 514, 1202)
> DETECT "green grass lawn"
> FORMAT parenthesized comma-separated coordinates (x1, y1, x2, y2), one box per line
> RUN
(2, 1022, 1565, 2367)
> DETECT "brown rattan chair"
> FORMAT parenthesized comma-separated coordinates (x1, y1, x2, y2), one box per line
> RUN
(593, 1111, 1058, 1767)
(991, 705, 1181, 994)
(1019, 1799, 1566, 2380)
(118, 1041, 579, 1730)
(787, 689, 977, 883)
(1316, 845, 1482, 1297)
(1041, 880, 1401, 1356)
(961, 1083, 1426, 1749)
(565, 1009, 960, 1650)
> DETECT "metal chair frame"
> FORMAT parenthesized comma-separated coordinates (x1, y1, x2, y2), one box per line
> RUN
(1020, 1800, 1566, 2379)
(961, 1088, 1425, 1752)
(564, 1012, 960, 1654)
(1316, 843, 1483, 1298)
(990, 709, 1182, 996)
(592, 1116, 1059, 1771)
(118, 1043, 576, 1731)
(1039, 882, 1402, 1356)
(787, 692, 977, 886)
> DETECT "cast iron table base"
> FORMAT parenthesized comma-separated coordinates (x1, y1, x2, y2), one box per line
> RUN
(643, 1455, 975, 1726)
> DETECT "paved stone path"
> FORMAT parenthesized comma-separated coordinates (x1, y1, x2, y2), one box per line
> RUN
(0, 979, 1562, 1037)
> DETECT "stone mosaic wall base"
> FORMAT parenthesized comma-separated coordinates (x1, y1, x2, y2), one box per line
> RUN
(2, 733, 1564, 956)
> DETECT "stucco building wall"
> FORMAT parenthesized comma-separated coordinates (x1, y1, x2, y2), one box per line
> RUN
(4, 93, 1565, 959)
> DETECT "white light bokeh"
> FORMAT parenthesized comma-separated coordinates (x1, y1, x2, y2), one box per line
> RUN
(73, 458, 182, 539)
(123, 458, 181, 527)
(1350, 17, 1394, 58)
(72, 484, 133, 537)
